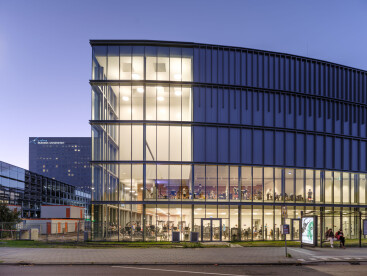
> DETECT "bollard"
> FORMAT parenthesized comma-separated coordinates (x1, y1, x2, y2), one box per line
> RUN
(77, 222, 80, 242)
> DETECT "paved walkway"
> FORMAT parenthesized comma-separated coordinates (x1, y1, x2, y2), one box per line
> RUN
(0, 247, 367, 265)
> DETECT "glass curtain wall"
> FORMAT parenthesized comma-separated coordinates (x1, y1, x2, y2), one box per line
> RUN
(91, 44, 367, 242)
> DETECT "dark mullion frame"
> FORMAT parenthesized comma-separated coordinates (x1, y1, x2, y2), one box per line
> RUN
(90, 81, 367, 112)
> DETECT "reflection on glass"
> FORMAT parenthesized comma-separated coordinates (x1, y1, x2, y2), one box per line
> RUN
(119, 165, 131, 201)
(132, 165, 143, 202)
(264, 168, 273, 202)
(168, 165, 181, 200)
(334, 172, 341, 203)
(182, 165, 191, 200)
(264, 206, 274, 240)
(241, 205, 252, 241)
(229, 166, 239, 201)
(274, 207, 282, 240)
(274, 168, 282, 201)
(305, 169, 314, 202)
(360, 174, 366, 204)
(285, 169, 294, 202)
(206, 166, 217, 201)
(170, 126, 181, 161)
(218, 166, 228, 201)
(325, 171, 332, 203)
(351, 173, 357, 204)
(296, 169, 304, 202)
(230, 206, 239, 241)
(194, 165, 205, 200)
(315, 170, 321, 203)
(241, 167, 252, 201)
(253, 167, 263, 202)
(107, 46, 119, 79)
(120, 46, 132, 80)
(253, 207, 263, 240)
(157, 165, 168, 199)
(146, 165, 156, 200)
(343, 173, 350, 204)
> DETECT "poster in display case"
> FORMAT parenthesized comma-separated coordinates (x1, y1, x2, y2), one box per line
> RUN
(301, 216, 317, 246)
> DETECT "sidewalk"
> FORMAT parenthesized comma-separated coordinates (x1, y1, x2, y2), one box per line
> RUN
(1, 246, 367, 265)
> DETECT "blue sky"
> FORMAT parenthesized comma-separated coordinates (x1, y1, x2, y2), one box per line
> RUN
(0, 0, 366, 169)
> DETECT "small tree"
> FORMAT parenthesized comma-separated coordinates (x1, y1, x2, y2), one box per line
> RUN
(0, 203, 21, 238)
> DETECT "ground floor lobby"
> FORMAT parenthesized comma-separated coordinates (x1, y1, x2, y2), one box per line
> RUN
(91, 204, 367, 242)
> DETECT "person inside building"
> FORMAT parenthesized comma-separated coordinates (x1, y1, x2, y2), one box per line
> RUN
(307, 189, 313, 202)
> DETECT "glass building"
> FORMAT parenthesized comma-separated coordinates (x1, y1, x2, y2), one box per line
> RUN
(0, 161, 91, 218)
(29, 137, 92, 192)
(90, 40, 367, 242)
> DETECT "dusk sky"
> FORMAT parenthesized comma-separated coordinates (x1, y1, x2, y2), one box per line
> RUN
(1, 0, 366, 169)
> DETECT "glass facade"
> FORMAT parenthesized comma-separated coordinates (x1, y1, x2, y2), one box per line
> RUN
(0, 161, 91, 218)
(29, 137, 92, 192)
(90, 41, 367, 242)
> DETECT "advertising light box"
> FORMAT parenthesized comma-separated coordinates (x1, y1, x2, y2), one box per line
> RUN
(301, 217, 315, 245)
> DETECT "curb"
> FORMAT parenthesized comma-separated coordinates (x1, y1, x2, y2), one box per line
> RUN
(0, 262, 302, 266)
(1, 260, 366, 266)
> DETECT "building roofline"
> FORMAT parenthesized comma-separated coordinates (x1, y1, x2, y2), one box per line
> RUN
(89, 39, 367, 73)
(41, 205, 84, 208)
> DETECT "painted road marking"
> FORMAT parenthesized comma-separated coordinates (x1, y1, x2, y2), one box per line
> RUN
(288, 248, 314, 256)
(111, 266, 249, 276)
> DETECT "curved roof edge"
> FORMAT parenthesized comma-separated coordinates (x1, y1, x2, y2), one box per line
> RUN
(89, 39, 367, 73)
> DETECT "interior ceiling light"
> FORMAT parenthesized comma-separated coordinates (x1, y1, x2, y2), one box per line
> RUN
(174, 74, 181, 80)
(132, 73, 140, 80)
(122, 96, 129, 101)
(137, 87, 144, 93)
(174, 89, 182, 96)
(157, 96, 164, 101)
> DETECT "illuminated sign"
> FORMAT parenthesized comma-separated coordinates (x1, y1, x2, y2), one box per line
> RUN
(281, 224, 290, 235)
(29, 138, 65, 145)
(301, 217, 315, 245)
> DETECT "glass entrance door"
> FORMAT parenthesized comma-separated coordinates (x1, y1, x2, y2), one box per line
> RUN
(291, 219, 301, 240)
(201, 219, 222, 241)
(212, 219, 221, 241)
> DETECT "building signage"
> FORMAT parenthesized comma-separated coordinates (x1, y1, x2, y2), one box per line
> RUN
(301, 217, 315, 245)
(281, 224, 290, 235)
(30, 138, 65, 145)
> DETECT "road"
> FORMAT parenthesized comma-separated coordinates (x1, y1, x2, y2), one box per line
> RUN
(1, 264, 367, 276)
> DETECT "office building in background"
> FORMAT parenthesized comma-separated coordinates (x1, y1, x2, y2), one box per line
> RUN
(0, 161, 90, 218)
(29, 137, 91, 192)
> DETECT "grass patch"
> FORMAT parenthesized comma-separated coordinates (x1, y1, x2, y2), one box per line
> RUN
(0, 240, 228, 249)
(0, 240, 65, 248)
(2, 238, 365, 249)
(232, 240, 302, 247)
